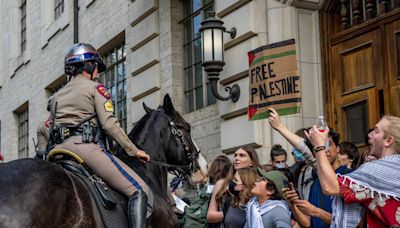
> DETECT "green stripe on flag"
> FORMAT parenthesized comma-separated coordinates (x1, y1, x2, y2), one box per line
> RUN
(250, 106, 300, 120)
(250, 50, 296, 66)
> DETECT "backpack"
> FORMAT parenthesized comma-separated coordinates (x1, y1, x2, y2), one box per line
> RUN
(298, 165, 316, 201)
(182, 185, 212, 228)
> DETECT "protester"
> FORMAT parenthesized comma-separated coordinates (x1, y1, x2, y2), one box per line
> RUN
(359, 128, 377, 164)
(289, 137, 306, 173)
(307, 115, 400, 227)
(267, 108, 315, 200)
(245, 168, 291, 228)
(267, 108, 354, 227)
(268, 108, 316, 165)
(338, 141, 360, 169)
(282, 183, 311, 227)
(207, 146, 261, 225)
(183, 155, 232, 228)
(269, 144, 298, 190)
(270, 144, 288, 169)
(222, 168, 258, 228)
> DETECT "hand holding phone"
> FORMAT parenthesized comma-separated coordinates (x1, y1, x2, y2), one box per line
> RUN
(283, 180, 291, 189)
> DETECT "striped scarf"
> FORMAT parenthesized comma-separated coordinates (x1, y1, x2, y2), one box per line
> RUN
(246, 197, 289, 228)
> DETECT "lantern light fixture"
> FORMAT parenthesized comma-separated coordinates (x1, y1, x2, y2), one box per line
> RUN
(200, 12, 240, 102)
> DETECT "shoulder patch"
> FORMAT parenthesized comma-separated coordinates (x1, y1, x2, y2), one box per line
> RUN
(45, 119, 50, 128)
(104, 100, 114, 112)
(97, 83, 111, 99)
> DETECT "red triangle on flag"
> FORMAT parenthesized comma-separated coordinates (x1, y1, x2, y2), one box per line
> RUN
(248, 52, 256, 66)
(248, 106, 257, 120)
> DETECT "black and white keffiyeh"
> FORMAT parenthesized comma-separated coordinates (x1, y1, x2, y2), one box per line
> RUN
(246, 197, 289, 228)
(331, 154, 400, 228)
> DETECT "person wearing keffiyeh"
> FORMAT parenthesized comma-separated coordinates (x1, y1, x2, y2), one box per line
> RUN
(307, 115, 400, 227)
(245, 168, 291, 228)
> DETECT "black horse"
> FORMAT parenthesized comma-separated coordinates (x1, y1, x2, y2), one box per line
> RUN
(0, 94, 207, 228)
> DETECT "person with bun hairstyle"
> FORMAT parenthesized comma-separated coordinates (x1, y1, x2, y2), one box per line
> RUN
(270, 144, 288, 169)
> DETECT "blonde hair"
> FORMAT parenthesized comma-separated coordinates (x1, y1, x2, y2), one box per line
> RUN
(382, 115, 400, 152)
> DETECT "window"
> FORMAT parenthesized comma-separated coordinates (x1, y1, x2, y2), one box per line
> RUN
(20, 0, 27, 53)
(345, 101, 368, 144)
(46, 75, 67, 94)
(17, 107, 29, 158)
(182, 0, 216, 112)
(98, 43, 127, 132)
(54, 0, 64, 20)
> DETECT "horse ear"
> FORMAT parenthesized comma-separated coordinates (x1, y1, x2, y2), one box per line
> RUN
(143, 102, 154, 114)
(163, 94, 175, 114)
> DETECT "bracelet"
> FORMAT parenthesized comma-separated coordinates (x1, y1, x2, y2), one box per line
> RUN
(313, 146, 326, 153)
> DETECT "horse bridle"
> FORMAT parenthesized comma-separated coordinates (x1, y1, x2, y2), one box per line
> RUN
(147, 117, 200, 177)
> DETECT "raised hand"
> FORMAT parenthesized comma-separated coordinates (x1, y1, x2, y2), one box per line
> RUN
(305, 125, 329, 148)
(268, 108, 283, 130)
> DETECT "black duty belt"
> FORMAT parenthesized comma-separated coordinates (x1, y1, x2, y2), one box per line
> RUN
(69, 128, 83, 136)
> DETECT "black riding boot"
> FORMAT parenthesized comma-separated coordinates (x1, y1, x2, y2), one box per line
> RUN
(128, 190, 147, 228)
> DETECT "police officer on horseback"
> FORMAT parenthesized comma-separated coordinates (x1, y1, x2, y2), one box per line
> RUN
(48, 43, 150, 228)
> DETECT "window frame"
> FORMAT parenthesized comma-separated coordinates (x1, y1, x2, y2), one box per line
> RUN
(20, 0, 27, 53)
(17, 108, 29, 158)
(182, 0, 216, 113)
(98, 42, 127, 132)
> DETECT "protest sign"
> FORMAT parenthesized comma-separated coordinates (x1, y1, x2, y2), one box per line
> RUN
(248, 39, 301, 120)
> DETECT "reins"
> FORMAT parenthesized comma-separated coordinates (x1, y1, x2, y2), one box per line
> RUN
(143, 110, 199, 173)
(147, 160, 191, 169)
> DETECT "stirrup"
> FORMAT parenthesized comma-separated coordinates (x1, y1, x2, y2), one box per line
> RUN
(47, 149, 85, 164)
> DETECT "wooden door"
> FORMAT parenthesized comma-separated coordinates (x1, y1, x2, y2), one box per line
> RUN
(320, 2, 400, 147)
(386, 19, 400, 117)
(330, 29, 382, 146)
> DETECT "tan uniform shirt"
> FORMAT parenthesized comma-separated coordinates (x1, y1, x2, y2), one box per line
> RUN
(50, 74, 139, 156)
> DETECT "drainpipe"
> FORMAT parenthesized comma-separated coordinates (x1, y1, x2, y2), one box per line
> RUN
(73, 0, 79, 43)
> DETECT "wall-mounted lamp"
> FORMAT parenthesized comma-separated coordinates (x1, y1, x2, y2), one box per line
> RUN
(200, 12, 240, 102)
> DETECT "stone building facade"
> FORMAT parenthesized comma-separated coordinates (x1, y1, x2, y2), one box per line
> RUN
(0, 0, 325, 165)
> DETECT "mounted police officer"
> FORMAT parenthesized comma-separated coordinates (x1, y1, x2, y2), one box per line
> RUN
(48, 43, 150, 228)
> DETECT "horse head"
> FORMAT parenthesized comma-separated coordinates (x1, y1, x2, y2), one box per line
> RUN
(126, 94, 208, 189)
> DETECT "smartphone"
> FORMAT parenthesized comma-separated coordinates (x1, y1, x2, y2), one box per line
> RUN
(283, 180, 290, 189)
